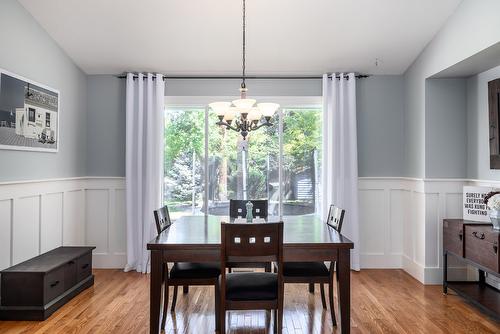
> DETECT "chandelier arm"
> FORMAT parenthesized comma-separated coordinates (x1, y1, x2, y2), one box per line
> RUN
(216, 120, 241, 132)
(251, 121, 274, 131)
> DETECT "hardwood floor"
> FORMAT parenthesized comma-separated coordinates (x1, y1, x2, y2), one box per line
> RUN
(0, 269, 498, 334)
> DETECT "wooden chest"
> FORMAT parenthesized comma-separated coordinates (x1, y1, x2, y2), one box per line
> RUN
(0, 246, 95, 320)
(464, 224, 500, 273)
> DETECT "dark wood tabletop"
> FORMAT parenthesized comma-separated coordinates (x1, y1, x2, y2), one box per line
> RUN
(147, 215, 354, 250)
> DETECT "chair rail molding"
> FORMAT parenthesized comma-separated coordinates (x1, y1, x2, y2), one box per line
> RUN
(0, 177, 126, 271)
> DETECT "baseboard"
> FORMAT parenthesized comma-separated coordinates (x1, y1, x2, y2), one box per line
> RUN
(402, 255, 425, 283)
(93, 253, 126, 269)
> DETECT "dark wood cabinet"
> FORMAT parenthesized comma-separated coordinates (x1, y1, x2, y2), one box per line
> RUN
(464, 224, 500, 273)
(0, 246, 95, 320)
(443, 219, 465, 257)
(443, 219, 500, 320)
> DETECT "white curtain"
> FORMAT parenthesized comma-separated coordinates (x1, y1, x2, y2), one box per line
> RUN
(125, 73, 165, 273)
(322, 73, 360, 271)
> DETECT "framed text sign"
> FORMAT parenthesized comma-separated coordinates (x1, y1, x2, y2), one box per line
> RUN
(463, 186, 492, 222)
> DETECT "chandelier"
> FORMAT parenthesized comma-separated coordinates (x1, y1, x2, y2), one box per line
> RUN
(208, 0, 279, 140)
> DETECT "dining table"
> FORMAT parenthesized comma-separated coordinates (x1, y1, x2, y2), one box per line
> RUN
(147, 215, 354, 334)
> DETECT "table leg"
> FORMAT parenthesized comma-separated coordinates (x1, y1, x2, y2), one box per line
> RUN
(150, 250, 162, 334)
(443, 252, 448, 294)
(337, 248, 350, 334)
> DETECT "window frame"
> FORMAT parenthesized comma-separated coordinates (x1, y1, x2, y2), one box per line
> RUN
(164, 95, 322, 218)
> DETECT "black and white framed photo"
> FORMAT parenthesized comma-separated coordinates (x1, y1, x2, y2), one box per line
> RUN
(0, 68, 59, 152)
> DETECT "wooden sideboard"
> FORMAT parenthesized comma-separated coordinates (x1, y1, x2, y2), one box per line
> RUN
(443, 219, 500, 319)
(0, 246, 95, 320)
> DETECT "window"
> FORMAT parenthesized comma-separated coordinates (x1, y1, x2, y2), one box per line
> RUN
(282, 108, 322, 216)
(28, 108, 35, 122)
(163, 108, 205, 220)
(164, 102, 322, 218)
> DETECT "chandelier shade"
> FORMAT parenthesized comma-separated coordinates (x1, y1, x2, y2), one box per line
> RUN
(208, 102, 231, 117)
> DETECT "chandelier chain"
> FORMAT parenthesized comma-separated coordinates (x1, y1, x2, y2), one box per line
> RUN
(242, 0, 246, 88)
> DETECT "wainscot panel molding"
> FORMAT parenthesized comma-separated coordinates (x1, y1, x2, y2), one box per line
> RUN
(359, 177, 482, 285)
(0, 177, 126, 270)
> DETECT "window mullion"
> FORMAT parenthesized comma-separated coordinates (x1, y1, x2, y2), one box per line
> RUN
(204, 106, 209, 217)
(278, 108, 284, 218)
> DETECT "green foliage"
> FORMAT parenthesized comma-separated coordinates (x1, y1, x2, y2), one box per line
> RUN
(165, 151, 202, 202)
(164, 107, 322, 207)
(283, 109, 321, 171)
(164, 109, 204, 171)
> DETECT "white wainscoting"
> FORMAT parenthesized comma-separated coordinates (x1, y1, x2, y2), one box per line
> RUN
(0, 177, 126, 271)
(360, 177, 500, 284)
(358, 178, 408, 269)
(1, 176, 498, 284)
(359, 177, 469, 284)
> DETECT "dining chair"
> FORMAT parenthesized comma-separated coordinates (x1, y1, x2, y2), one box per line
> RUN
(153, 206, 221, 330)
(228, 199, 272, 273)
(277, 204, 346, 326)
(219, 221, 284, 333)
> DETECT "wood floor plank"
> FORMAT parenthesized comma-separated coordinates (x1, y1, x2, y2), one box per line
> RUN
(0, 269, 498, 333)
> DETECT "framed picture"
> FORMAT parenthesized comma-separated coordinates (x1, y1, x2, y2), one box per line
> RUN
(0, 68, 59, 152)
(463, 186, 492, 222)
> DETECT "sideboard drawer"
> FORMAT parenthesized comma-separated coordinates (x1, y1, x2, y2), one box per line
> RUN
(77, 252, 92, 282)
(443, 220, 463, 256)
(64, 259, 77, 291)
(464, 225, 500, 273)
(44, 267, 65, 304)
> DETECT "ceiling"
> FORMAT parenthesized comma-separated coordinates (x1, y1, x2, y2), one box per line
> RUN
(19, 0, 462, 76)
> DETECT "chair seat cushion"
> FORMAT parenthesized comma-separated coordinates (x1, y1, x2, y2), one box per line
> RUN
(170, 262, 221, 279)
(226, 272, 277, 301)
(282, 262, 329, 277)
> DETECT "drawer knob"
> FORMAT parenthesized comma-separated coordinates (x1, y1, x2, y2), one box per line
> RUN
(68, 260, 75, 265)
(81, 263, 89, 269)
(472, 231, 485, 240)
(494, 242, 498, 254)
(459, 230, 463, 241)
(50, 280, 60, 288)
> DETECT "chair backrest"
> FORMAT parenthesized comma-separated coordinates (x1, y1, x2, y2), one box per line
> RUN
(229, 199, 268, 218)
(221, 222, 283, 265)
(326, 205, 345, 233)
(153, 206, 172, 235)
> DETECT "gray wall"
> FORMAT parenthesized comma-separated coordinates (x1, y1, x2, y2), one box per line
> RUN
(425, 78, 467, 178)
(86, 76, 125, 176)
(402, 0, 500, 178)
(85, 75, 405, 177)
(357, 76, 405, 177)
(0, 0, 87, 182)
(467, 64, 500, 180)
(166, 78, 322, 97)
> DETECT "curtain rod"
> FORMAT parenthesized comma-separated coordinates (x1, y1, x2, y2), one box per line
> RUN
(115, 74, 370, 80)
